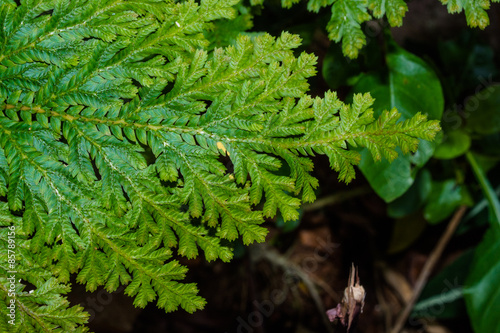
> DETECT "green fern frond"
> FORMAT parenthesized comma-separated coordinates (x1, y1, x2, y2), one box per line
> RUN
(326, 0, 371, 58)
(0, 203, 88, 332)
(0, 0, 439, 331)
(439, 0, 498, 29)
(257, 0, 496, 58)
(368, 0, 407, 26)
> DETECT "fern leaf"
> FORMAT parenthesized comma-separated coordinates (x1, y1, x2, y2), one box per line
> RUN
(258, 0, 495, 58)
(368, 0, 407, 26)
(440, 0, 495, 29)
(0, 1, 440, 330)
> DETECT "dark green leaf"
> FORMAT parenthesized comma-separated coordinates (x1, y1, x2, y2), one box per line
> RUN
(424, 179, 472, 224)
(354, 46, 444, 202)
(434, 130, 471, 160)
(387, 213, 427, 254)
(465, 229, 500, 333)
(437, 33, 498, 98)
(465, 84, 500, 135)
(387, 169, 431, 218)
(358, 148, 413, 202)
(413, 249, 474, 319)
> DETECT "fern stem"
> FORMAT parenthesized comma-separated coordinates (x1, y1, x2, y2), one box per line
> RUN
(465, 151, 500, 227)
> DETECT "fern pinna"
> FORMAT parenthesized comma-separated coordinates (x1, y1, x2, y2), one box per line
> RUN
(0, 0, 439, 331)
(250, 0, 500, 58)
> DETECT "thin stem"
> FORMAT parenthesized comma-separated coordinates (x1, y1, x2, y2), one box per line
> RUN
(390, 205, 467, 333)
(302, 186, 371, 211)
(250, 244, 335, 333)
(466, 151, 500, 227)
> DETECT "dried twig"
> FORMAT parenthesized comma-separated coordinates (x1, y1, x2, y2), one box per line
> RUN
(249, 244, 335, 333)
(302, 187, 371, 211)
(390, 205, 468, 333)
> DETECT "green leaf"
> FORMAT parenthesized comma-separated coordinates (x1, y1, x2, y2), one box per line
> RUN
(466, 152, 500, 227)
(354, 45, 444, 202)
(434, 130, 471, 159)
(387, 213, 427, 254)
(413, 249, 474, 319)
(358, 147, 413, 202)
(464, 150, 500, 333)
(387, 169, 431, 218)
(409, 137, 441, 168)
(465, 228, 500, 333)
(383, 46, 445, 121)
(423, 179, 472, 224)
(439, 0, 496, 29)
(465, 84, 500, 135)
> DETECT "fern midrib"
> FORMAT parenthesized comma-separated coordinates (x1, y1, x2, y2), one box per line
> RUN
(2, 36, 311, 151)
(2, 101, 429, 155)
(300, 106, 332, 141)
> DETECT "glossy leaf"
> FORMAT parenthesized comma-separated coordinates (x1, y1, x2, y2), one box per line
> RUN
(358, 148, 413, 202)
(434, 130, 471, 160)
(465, 229, 500, 333)
(354, 46, 444, 202)
(424, 179, 472, 224)
(465, 151, 500, 333)
(387, 169, 431, 218)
